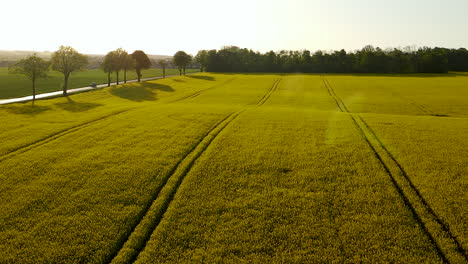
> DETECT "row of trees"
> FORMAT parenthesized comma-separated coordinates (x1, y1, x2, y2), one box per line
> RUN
(101, 49, 151, 86)
(101, 49, 193, 86)
(195, 46, 468, 73)
(11, 44, 466, 103)
(9, 46, 88, 102)
(9, 46, 195, 103)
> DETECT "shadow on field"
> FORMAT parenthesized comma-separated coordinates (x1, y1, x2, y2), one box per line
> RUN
(187, 75, 215, 81)
(110, 82, 174, 102)
(54, 97, 103, 112)
(3, 104, 52, 115)
(171, 79, 185, 83)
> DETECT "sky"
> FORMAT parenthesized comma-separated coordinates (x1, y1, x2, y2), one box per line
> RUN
(2, 0, 468, 55)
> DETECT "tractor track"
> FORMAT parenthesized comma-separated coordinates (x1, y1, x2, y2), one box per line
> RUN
(169, 77, 237, 103)
(322, 76, 467, 263)
(0, 108, 135, 163)
(0, 78, 239, 163)
(256, 78, 281, 107)
(357, 115, 467, 259)
(108, 77, 281, 264)
(391, 92, 434, 116)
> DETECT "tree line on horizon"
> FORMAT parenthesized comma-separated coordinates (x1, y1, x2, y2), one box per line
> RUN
(8, 46, 193, 103)
(8, 44, 468, 104)
(195, 45, 468, 74)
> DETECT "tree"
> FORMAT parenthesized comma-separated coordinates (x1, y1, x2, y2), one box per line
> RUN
(123, 55, 135, 83)
(197, 45, 455, 74)
(51, 46, 88, 95)
(158, 59, 168, 78)
(131, 50, 151, 82)
(184, 54, 192, 75)
(9, 54, 49, 103)
(173, 51, 191, 75)
(195, 50, 208, 72)
(113, 48, 128, 85)
(101, 51, 117, 87)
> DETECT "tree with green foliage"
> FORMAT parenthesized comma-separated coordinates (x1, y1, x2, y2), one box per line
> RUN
(8, 54, 49, 103)
(113, 48, 128, 85)
(123, 54, 135, 83)
(195, 50, 208, 72)
(131, 50, 151, 82)
(173, 51, 192, 75)
(51, 46, 88, 95)
(101, 51, 117, 87)
(201, 45, 456, 74)
(158, 59, 168, 78)
(184, 55, 192, 75)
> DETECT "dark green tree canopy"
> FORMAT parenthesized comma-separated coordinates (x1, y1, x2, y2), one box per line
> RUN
(195, 50, 208, 72)
(201, 45, 462, 74)
(124, 54, 136, 71)
(158, 59, 169, 78)
(173, 51, 192, 75)
(122, 53, 136, 83)
(102, 51, 118, 86)
(101, 51, 118, 73)
(114, 48, 128, 72)
(131, 50, 151, 81)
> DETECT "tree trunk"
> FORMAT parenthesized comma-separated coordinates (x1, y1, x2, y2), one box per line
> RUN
(124, 69, 127, 83)
(179, 68, 182, 76)
(116, 71, 119, 85)
(32, 77, 36, 104)
(137, 69, 141, 82)
(107, 72, 111, 87)
(163, 67, 165, 78)
(63, 74, 69, 95)
(183, 67, 186, 75)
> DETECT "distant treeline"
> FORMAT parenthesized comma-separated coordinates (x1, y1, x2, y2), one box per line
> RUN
(195, 46, 468, 73)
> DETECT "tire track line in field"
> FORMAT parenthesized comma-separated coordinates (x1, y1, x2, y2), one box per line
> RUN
(357, 115, 467, 259)
(0, 108, 135, 163)
(108, 77, 282, 264)
(256, 78, 281, 107)
(169, 77, 237, 103)
(391, 92, 434, 116)
(1, 78, 237, 163)
(321, 75, 348, 260)
(322, 76, 467, 263)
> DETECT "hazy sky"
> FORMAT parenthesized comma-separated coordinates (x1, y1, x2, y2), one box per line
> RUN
(2, 0, 467, 55)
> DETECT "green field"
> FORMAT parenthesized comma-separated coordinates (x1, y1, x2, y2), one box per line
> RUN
(0, 73, 467, 263)
(0, 67, 199, 99)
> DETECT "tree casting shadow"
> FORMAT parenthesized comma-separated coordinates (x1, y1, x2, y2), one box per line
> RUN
(54, 97, 103, 112)
(110, 83, 174, 102)
(3, 104, 52, 115)
(186, 75, 215, 81)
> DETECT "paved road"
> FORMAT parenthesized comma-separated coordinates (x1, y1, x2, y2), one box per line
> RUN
(0, 73, 196, 105)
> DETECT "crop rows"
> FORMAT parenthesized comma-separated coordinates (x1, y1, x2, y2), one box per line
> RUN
(1, 73, 466, 263)
(0, 74, 280, 263)
(322, 76, 467, 263)
(109, 78, 282, 263)
(131, 75, 449, 263)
